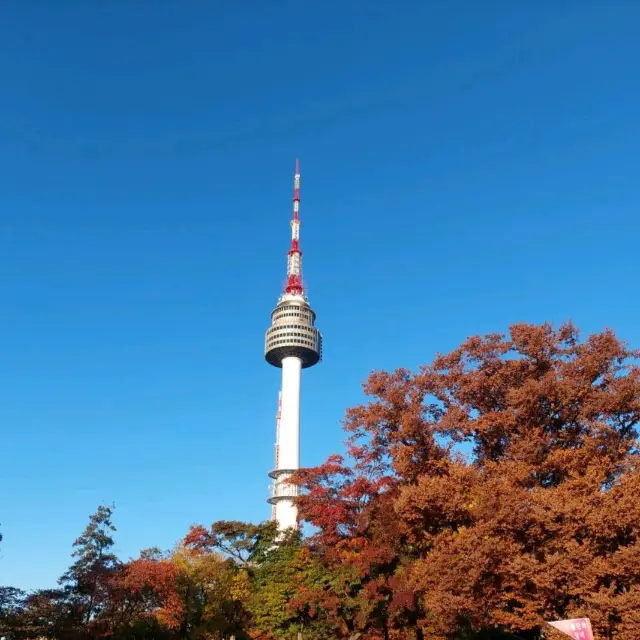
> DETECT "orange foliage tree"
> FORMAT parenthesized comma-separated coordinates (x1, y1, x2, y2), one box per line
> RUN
(107, 556, 184, 634)
(296, 323, 640, 640)
(5, 322, 640, 640)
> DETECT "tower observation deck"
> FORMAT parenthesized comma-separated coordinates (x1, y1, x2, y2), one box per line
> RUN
(264, 160, 322, 531)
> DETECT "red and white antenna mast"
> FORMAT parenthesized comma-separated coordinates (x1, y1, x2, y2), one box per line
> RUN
(285, 159, 303, 296)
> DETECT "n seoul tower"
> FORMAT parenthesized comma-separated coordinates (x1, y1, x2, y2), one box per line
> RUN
(264, 160, 322, 531)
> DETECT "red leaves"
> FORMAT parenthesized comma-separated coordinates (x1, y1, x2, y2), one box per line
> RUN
(112, 558, 184, 630)
(295, 322, 640, 639)
(183, 524, 211, 554)
(8, 322, 640, 640)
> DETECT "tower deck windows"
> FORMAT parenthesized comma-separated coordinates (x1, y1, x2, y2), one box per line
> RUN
(264, 300, 322, 368)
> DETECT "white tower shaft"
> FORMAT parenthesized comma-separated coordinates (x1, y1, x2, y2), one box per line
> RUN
(273, 356, 302, 529)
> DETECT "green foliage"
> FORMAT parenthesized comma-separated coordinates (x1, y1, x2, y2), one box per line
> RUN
(248, 533, 301, 637)
(184, 519, 281, 567)
(60, 504, 118, 586)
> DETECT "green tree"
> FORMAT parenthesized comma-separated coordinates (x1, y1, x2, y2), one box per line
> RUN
(247, 531, 301, 638)
(185, 520, 280, 567)
(251, 541, 342, 640)
(183, 521, 280, 639)
(183, 520, 301, 639)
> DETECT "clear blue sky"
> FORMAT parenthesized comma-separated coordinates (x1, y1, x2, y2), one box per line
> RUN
(1, 1, 639, 590)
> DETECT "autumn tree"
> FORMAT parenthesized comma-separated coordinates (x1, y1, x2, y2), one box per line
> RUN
(6, 322, 639, 640)
(296, 323, 640, 640)
(243, 530, 334, 640)
(184, 520, 280, 567)
(182, 521, 280, 639)
(0, 587, 25, 638)
(59, 504, 120, 636)
(13, 588, 78, 639)
(293, 418, 427, 639)
(105, 555, 183, 638)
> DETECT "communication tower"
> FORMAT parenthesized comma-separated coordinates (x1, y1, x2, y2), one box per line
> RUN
(264, 160, 322, 530)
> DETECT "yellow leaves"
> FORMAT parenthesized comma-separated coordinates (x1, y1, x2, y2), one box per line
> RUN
(171, 544, 226, 580)
(231, 569, 251, 602)
(167, 543, 250, 634)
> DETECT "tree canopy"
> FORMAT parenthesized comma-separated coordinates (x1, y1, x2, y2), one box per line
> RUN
(2, 323, 639, 640)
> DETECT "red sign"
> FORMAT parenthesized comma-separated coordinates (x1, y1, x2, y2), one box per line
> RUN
(547, 618, 594, 640)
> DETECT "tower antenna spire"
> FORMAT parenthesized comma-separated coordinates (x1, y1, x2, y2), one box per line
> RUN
(285, 159, 303, 296)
